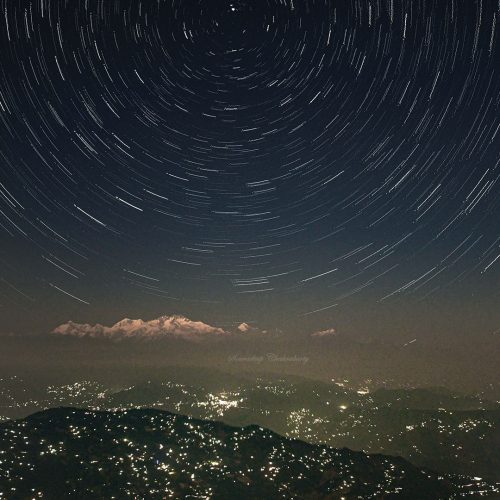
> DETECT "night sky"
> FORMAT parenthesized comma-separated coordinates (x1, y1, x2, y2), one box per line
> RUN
(0, 0, 498, 341)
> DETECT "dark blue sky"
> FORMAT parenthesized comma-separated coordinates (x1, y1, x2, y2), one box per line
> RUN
(0, 0, 498, 338)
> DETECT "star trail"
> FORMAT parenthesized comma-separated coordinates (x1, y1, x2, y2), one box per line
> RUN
(0, 0, 498, 334)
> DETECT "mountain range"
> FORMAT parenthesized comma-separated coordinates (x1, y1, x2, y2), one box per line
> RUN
(0, 407, 497, 499)
(52, 315, 229, 341)
(1, 369, 499, 482)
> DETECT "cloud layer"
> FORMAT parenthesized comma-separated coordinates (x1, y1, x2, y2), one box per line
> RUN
(52, 315, 228, 342)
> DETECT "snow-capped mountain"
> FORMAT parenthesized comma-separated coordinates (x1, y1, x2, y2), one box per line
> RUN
(52, 315, 228, 341)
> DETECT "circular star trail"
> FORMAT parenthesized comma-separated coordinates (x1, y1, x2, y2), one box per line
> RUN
(0, 0, 498, 328)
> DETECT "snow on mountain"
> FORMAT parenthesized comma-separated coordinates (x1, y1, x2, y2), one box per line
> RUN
(52, 315, 228, 341)
(310, 327, 337, 338)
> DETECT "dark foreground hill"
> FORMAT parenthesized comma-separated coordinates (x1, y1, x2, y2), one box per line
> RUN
(0, 408, 498, 499)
